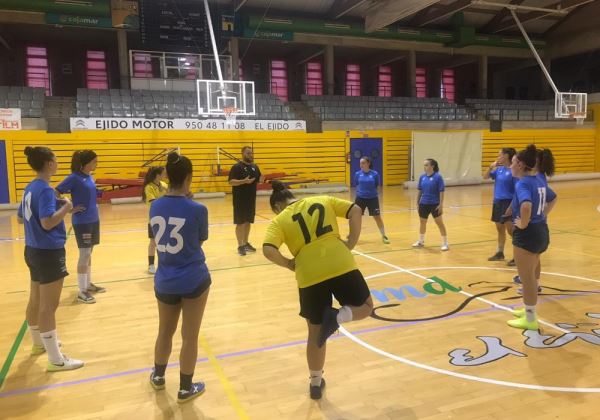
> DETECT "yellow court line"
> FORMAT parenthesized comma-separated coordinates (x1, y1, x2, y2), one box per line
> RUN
(199, 335, 250, 420)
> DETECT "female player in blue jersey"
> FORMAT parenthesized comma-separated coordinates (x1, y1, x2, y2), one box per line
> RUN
(513, 148, 556, 293)
(18, 146, 84, 371)
(507, 145, 557, 330)
(354, 156, 389, 243)
(412, 158, 449, 251)
(149, 152, 211, 404)
(56, 150, 105, 304)
(484, 147, 516, 262)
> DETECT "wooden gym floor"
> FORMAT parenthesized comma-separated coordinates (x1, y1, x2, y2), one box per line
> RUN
(0, 181, 599, 419)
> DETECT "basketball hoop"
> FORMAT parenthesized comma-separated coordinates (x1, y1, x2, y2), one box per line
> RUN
(223, 106, 237, 128)
(569, 112, 586, 125)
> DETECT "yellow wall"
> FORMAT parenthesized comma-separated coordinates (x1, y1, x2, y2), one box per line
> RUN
(1, 127, 598, 203)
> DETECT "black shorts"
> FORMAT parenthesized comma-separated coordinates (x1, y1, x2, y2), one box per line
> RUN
(491, 199, 512, 223)
(418, 203, 440, 219)
(298, 269, 371, 325)
(73, 222, 100, 249)
(155, 277, 212, 305)
(513, 222, 549, 254)
(233, 197, 256, 224)
(24, 246, 69, 284)
(148, 223, 154, 239)
(355, 196, 381, 216)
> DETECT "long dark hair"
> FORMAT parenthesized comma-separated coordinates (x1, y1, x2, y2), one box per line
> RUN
(426, 158, 439, 173)
(515, 144, 537, 171)
(165, 152, 192, 190)
(269, 180, 295, 213)
(71, 150, 97, 173)
(537, 148, 555, 177)
(24, 146, 54, 172)
(142, 166, 165, 202)
(501, 147, 517, 162)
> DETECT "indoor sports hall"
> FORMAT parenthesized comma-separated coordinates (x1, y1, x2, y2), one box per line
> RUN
(0, 1, 599, 419)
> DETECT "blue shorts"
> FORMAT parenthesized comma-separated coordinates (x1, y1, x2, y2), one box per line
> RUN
(513, 222, 549, 254)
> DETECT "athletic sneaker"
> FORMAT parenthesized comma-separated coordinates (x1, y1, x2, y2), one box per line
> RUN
(148, 265, 156, 274)
(441, 244, 449, 251)
(237, 245, 247, 256)
(31, 340, 61, 356)
(244, 243, 257, 252)
(77, 291, 96, 304)
(488, 252, 505, 261)
(412, 240, 424, 248)
(318, 307, 340, 348)
(87, 283, 106, 293)
(149, 369, 166, 390)
(517, 286, 542, 294)
(507, 259, 516, 266)
(310, 378, 326, 400)
(512, 308, 526, 318)
(177, 381, 205, 404)
(382, 235, 390, 244)
(46, 355, 84, 372)
(507, 317, 539, 330)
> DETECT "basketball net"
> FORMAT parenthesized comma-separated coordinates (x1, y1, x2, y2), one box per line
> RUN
(570, 112, 586, 125)
(223, 106, 237, 129)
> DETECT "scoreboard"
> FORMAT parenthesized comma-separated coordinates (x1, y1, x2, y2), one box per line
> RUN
(139, 0, 227, 53)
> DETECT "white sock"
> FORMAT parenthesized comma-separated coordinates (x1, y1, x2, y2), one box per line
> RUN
(40, 329, 63, 364)
(441, 236, 448, 246)
(309, 370, 323, 387)
(336, 306, 353, 324)
(419, 234, 425, 243)
(77, 273, 88, 293)
(29, 325, 42, 346)
(525, 305, 536, 322)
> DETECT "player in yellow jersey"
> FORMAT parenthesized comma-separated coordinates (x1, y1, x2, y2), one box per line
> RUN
(143, 167, 168, 273)
(263, 181, 373, 400)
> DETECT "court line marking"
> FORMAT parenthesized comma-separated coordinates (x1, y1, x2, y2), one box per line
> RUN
(0, 321, 27, 390)
(343, 260, 600, 393)
(353, 251, 570, 334)
(0, 291, 593, 399)
(199, 335, 250, 420)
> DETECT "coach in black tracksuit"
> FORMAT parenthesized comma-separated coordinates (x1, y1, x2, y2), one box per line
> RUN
(228, 146, 263, 256)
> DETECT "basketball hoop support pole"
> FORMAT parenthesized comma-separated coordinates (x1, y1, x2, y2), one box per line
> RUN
(203, 0, 225, 90)
(509, 9, 559, 95)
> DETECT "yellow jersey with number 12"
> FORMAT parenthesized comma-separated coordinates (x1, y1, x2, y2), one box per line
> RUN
(263, 195, 357, 289)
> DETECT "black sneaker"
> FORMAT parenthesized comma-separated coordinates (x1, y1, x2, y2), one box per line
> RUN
(244, 243, 257, 253)
(150, 369, 165, 390)
(318, 307, 339, 348)
(309, 378, 326, 400)
(488, 252, 505, 261)
(507, 259, 516, 266)
(237, 246, 246, 256)
(177, 381, 205, 404)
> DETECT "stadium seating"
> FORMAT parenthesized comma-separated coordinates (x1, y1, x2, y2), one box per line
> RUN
(75, 89, 297, 120)
(301, 95, 474, 121)
(0, 86, 46, 117)
(465, 98, 556, 121)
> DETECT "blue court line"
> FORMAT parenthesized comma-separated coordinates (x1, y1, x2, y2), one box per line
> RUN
(2, 291, 592, 399)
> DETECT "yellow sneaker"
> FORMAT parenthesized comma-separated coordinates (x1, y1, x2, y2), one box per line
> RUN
(31, 344, 45, 356)
(382, 235, 390, 244)
(507, 317, 539, 330)
(511, 308, 526, 318)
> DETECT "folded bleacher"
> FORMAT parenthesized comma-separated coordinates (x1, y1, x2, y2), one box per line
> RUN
(466, 98, 556, 121)
(0, 86, 45, 117)
(302, 95, 473, 121)
(76, 89, 296, 120)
